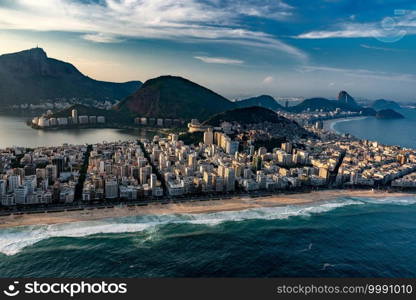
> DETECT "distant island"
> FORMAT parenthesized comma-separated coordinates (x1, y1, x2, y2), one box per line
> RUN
(372, 99, 402, 111)
(376, 109, 405, 120)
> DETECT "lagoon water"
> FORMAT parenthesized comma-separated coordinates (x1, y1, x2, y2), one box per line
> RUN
(1, 111, 416, 277)
(0, 115, 148, 148)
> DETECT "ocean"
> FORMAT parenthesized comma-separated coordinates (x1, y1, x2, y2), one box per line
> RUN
(1, 196, 416, 277)
(332, 108, 416, 149)
(1, 110, 416, 278)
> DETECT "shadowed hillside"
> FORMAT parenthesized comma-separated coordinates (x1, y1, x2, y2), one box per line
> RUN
(0, 48, 141, 105)
(117, 75, 234, 120)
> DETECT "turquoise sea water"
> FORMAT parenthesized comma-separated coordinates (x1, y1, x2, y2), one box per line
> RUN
(1, 111, 416, 277)
(333, 108, 416, 149)
(1, 196, 416, 277)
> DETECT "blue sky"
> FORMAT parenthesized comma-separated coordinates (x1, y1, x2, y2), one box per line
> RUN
(0, 0, 415, 101)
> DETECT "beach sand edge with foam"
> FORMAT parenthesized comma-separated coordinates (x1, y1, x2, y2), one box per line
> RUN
(0, 189, 413, 229)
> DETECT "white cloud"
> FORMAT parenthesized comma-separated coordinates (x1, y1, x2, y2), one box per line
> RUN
(298, 65, 416, 82)
(205, 37, 308, 61)
(360, 44, 400, 52)
(194, 56, 243, 64)
(82, 33, 123, 43)
(296, 23, 379, 39)
(0, 0, 306, 60)
(296, 12, 416, 39)
(262, 76, 274, 84)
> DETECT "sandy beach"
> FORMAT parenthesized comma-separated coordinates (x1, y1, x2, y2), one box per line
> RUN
(0, 189, 413, 229)
(323, 116, 370, 133)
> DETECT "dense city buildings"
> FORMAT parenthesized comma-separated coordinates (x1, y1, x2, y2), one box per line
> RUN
(82, 141, 163, 201)
(0, 144, 86, 206)
(7, 99, 117, 112)
(2, 107, 416, 208)
(133, 117, 184, 128)
(32, 109, 106, 128)
(80, 121, 416, 201)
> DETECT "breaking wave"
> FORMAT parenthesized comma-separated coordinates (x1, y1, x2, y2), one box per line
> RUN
(0, 195, 414, 256)
(358, 196, 416, 205)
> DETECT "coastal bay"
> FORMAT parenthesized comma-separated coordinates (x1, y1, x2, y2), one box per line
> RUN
(324, 108, 416, 148)
(323, 116, 370, 133)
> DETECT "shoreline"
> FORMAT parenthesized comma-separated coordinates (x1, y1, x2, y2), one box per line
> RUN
(0, 189, 413, 229)
(28, 122, 183, 133)
(323, 116, 370, 133)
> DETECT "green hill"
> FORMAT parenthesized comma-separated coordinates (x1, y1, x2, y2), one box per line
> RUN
(376, 109, 404, 119)
(360, 107, 377, 116)
(0, 48, 141, 106)
(338, 90, 359, 107)
(117, 75, 234, 120)
(235, 95, 283, 111)
(288, 98, 359, 113)
(372, 99, 401, 110)
(288, 96, 377, 116)
(203, 106, 314, 138)
(203, 106, 289, 126)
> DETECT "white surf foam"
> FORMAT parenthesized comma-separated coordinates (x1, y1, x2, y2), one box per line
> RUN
(0, 222, 154, 256)
(327, 116, 369, 133)
(0, 199, 365, 256)
(358, 195, 416, 205)
(321, 263, 336, 270)
(1, 195, 415, 256)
